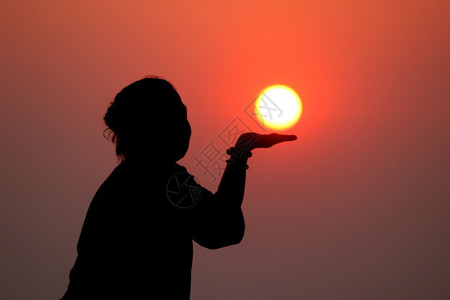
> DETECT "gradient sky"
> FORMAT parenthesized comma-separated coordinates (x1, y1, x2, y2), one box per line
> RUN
(1, 1, 449, 299)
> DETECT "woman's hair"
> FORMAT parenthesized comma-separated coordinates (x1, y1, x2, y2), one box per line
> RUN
(104, 76, 191, 162)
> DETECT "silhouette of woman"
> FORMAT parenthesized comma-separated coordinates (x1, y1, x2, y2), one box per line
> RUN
(61, 77, 296, 299)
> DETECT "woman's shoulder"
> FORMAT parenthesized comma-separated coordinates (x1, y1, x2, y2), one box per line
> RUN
(105, 161, 190, 187)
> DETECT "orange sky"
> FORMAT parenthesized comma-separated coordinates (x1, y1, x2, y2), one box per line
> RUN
(1, 1, 449, 299)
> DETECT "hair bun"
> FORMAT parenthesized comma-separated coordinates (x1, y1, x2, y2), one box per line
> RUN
(104, 101, 120, 133)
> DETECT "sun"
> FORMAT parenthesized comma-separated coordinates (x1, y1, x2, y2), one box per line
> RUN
(255, 84, 302, 130)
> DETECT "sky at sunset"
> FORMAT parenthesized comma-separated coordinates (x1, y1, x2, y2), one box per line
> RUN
(1, 1, 449, 299)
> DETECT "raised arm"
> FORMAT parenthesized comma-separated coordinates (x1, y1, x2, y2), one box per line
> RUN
(214, 132, 297, 206)
(192, 133, 297, 249)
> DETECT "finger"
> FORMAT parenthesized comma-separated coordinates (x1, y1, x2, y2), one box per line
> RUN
(280, 134, 297, 142)
(253, 134, 295, 148)
(267, 134, 297, 144)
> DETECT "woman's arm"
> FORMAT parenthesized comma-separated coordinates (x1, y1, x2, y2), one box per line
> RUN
(192, 156, 248, 249)
(191, 133, 296, 249)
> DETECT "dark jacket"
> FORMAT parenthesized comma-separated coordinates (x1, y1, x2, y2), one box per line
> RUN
(61, 160, 245, 299)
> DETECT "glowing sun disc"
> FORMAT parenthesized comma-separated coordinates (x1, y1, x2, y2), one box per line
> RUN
(255, 84, 302, 130)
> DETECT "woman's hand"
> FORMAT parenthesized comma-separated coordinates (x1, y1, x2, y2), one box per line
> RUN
(230, 132, 297, 158)
(250, 133, 297, 149)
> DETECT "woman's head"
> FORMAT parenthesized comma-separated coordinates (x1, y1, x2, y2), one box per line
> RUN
(104, 77, 191, 162)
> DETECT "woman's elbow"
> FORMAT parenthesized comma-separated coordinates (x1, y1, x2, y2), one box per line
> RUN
(232, 220, 245, 244)
(222, 218, 245, 248)
(201, 221, 245, 250)
(229, 209, 246, 244)
(218, 222, 245, 248)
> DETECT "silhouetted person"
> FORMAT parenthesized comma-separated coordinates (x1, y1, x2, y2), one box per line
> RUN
(61, 77, 296, 299)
